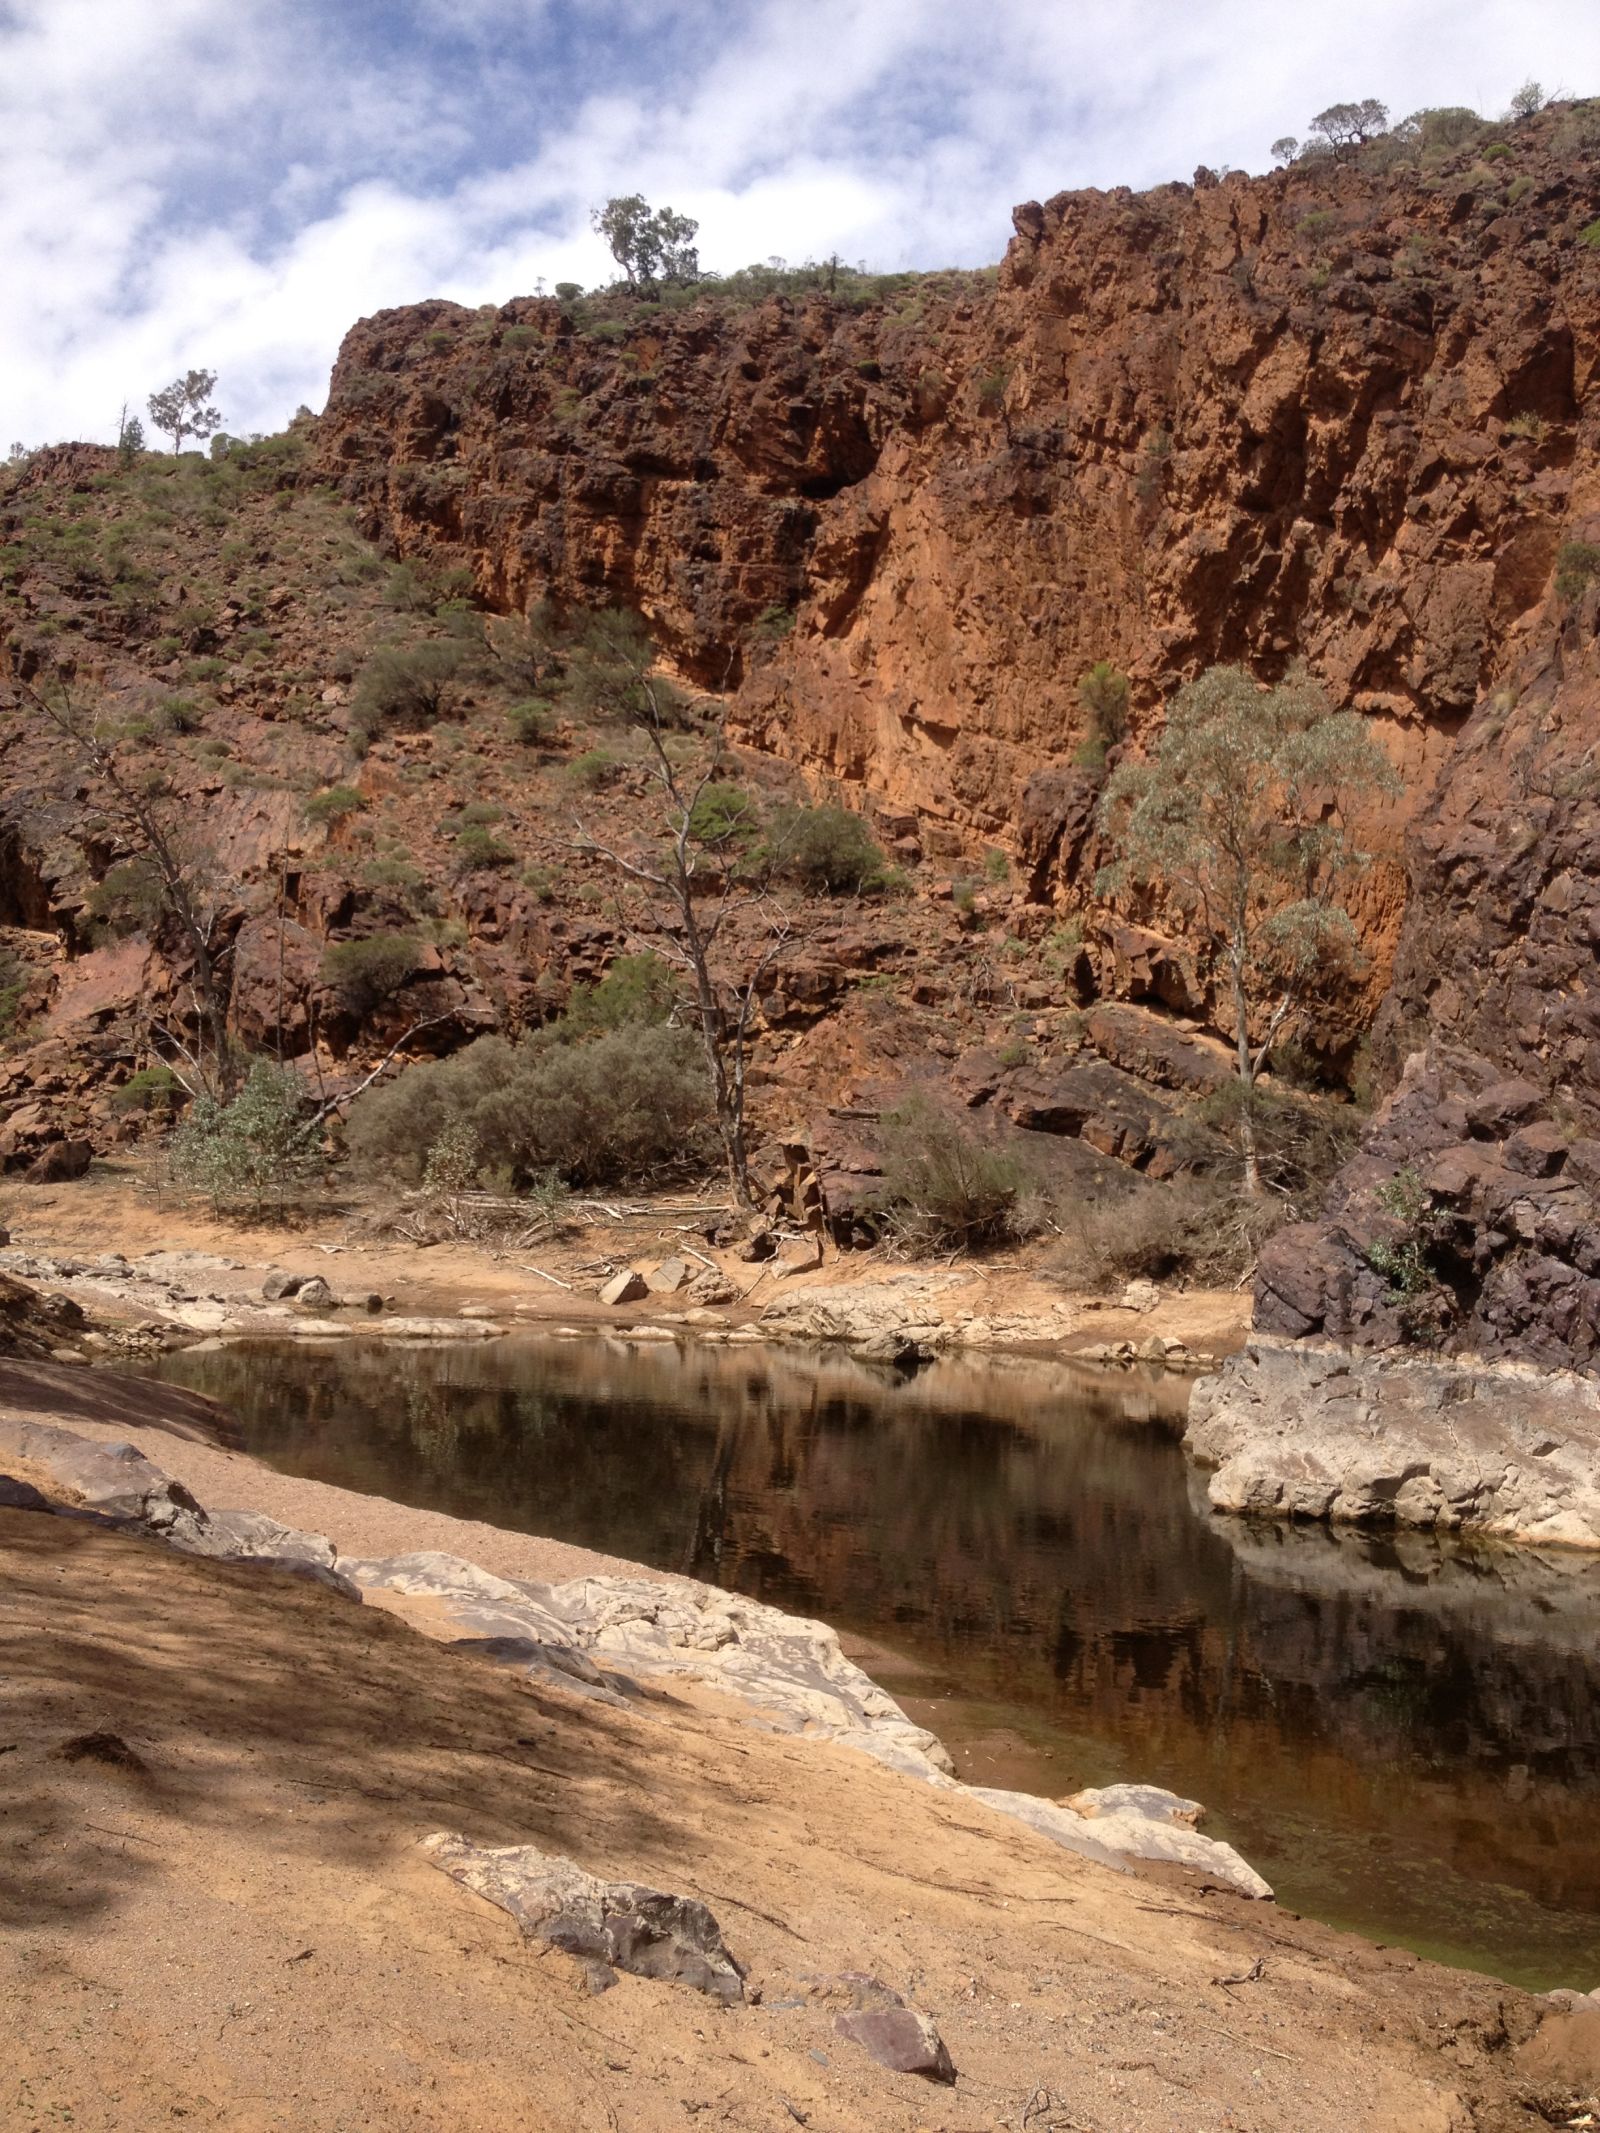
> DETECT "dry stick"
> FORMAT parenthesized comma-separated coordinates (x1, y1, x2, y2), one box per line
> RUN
(691, 1888, 807, 1940)
(517, 1264, 573, 1290)
(301, 1013, 454, 1134)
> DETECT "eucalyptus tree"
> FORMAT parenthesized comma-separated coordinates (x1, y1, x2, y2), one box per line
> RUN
(1096, 665, 1401, 1193)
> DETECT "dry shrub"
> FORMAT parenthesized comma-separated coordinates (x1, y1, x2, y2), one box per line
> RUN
(1050, 1175, 1286, 1291)
(875, 1097, 1036, 1252)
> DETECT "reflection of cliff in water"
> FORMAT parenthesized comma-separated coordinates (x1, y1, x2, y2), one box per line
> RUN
(152, 1336, 1600, 1972)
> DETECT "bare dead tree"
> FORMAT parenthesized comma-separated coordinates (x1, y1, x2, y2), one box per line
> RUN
(566, 611, 795, 1206)
(15, 672, 238, 1096)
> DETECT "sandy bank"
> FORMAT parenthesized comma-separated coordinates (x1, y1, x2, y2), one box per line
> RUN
(3, 1356, 1586, 2131)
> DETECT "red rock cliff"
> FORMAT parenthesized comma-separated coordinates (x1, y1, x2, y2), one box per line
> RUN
(317, 109, 1600, 1104)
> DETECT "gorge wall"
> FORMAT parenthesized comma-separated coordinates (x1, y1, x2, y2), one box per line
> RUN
(317, 106, 1600, 1100)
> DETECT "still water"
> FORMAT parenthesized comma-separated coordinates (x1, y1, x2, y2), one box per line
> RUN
(149, 1334, 1600, 1990)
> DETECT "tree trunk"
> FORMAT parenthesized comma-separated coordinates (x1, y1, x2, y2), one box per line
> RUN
(1230, 952, 1262, 1197)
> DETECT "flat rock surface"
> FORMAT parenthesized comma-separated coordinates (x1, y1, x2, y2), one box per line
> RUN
(0, 1499, 1557, 2133)
(1189, 1337, 1600, 1548)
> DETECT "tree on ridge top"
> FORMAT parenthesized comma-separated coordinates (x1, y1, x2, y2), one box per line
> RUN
(591, 195, 700, 292)
(147, 369, 223, 454)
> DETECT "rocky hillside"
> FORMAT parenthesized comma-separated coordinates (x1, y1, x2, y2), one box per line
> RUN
(2, 99, 1599, 1316)
(317, 100, 1600, 1097)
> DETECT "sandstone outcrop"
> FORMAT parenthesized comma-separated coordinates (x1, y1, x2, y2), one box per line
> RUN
(3, 1406, 1271, 1898)
(1187, 1336, 1600, 1548)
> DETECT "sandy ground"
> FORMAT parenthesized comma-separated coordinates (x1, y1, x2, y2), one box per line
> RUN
(1, 1499, 1568, 2133)
(1, 1355, 1592, 2132)
(1, 1166, 1251, 1357)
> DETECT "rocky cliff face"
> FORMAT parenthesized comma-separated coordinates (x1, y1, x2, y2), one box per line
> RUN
(316, 106, 1600, 1078)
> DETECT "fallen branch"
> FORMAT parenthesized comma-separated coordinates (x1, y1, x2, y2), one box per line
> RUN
(517, 1264, 573, 1291)
(301, 1015, 454, 1135)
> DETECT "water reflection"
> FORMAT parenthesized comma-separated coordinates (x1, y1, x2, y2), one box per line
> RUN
(148, 1335, 1600, 1987)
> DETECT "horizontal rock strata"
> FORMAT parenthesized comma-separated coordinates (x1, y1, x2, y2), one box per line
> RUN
(1187, 1336, 1600, 1548)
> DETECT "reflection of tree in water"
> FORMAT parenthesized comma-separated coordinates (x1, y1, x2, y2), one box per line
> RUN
(152, 1337, 1600, 1961)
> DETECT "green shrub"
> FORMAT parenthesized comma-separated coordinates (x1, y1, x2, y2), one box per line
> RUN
(769, 804, 886, 894)
(304, 784, 365, 824)
(0, 950, 30, 1045)
(1580, 219, 1600, 249)
(110, 1063, 185, 1114)
(86, 856, 165, 939)
(875, 1098, 1030, 1251)
(1078, 661, 1130, 746)
(454, 823, 514, 868)
(569, 747, 621, 789)
(455, 801, 503, 827)
(506, 697, 552, 744)
(155, 695, 206, 735)
(976, 368, 1009, 414)
(347, 1021, 713, 1188)
(350, 640, 465, 745)
(688, 781, 760, 850)
(167, 1060, 322, 1216)
(983, 848, 1010, 885)
(383, 562, 435, 612)
(320, 932, 419, 1013)
(1556, 541, 1600, 598)
(564, 951, 678, 1032)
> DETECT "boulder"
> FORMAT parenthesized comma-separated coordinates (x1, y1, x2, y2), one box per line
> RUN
(420, 1834, 746, 2002)
(262, 1268, 304, 1301)
(647, 1257, 690, 1294)
(684, 1268, 737, 1307)
(598, 1269, 648, 1307)
(23, 1139, 92, 1184)
(1188, 1336, 1600, 1549)
(836, 2003, 956, 2083)
(295, 1275, 335, 1309)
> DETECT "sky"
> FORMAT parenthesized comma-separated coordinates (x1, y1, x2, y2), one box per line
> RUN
(4, 0, 1599, 448)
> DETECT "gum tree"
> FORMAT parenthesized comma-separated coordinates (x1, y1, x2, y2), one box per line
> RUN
(566, 609, 790, 1204)
(1096, 665, 1401, 1194)
(147, 369, 223, 454)
(590, 196, 700, 291)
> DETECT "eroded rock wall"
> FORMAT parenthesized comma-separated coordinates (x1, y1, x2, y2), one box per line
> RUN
(315, 111, 1600, 1065)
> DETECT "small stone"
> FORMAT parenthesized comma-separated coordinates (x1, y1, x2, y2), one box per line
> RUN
(835, 2006, 955, 2083)
(598, 1270, 648, 1307)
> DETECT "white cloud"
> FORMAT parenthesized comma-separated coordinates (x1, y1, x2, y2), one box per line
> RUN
(3, 0, 1599, 446)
